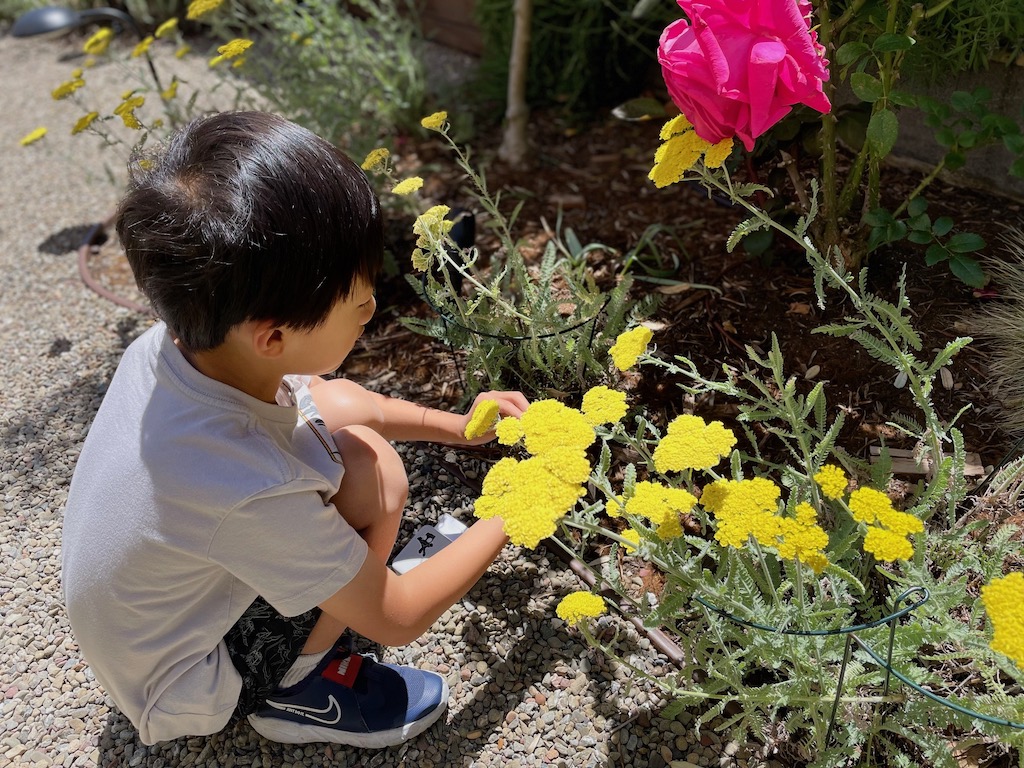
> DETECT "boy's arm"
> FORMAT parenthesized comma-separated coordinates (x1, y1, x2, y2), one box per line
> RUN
(318, 516, 510, 646)
(309, 376, 528, 444)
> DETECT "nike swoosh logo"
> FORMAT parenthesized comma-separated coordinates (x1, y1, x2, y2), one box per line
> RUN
(266, 695, 342, 725)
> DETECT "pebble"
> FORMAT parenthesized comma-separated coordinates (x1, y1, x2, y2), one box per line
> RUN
(0, 32, 768, 768)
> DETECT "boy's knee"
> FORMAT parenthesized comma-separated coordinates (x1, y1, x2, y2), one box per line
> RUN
(332, 425, 408, 513)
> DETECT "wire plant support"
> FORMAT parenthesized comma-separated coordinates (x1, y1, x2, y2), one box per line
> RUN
(694, 586, 1024, 747)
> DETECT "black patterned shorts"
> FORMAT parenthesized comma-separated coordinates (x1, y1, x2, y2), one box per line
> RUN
(223, 596, 321, 718)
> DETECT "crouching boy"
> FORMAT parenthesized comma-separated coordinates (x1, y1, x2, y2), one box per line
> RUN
(62, 111, 526, 747)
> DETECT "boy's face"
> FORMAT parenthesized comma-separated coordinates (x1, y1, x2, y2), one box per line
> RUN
(287, 278, 376, 375)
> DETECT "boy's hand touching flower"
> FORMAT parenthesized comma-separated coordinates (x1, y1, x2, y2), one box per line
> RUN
(461, 391, 529, 445)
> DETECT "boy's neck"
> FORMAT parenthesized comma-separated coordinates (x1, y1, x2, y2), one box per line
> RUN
(175, 338, 284, 404)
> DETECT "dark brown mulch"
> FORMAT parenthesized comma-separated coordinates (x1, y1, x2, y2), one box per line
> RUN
(364, 110, 1023, 478)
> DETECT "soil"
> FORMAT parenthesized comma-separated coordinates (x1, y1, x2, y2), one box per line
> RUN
(352, 110, 1024, 479)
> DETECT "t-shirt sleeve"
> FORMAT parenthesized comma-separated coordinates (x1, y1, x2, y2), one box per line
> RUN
(208, 482, 368, 617)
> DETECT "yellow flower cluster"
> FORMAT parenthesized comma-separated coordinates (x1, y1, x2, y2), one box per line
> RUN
(555, 591, 606, 626)
(702, 478, 829, 572)
(464, 399, 500, 440)
(608, 326, 652, 371)
(83, 28, 113, 56)
(653, 414, 736, 473)
(848, 487, 922, 562)
(392, 177, 423, 196)
(619, 528, 640, 553)
(187, 0, 224, 20)
(19, 127, 47, 146)
(814, 465, 848, 500)
(114, 94, 145, 130)
(475, 397, 601, 548)
(981, 572, 1024, 668)
(72, 112, 99, 135)
(649, 115, 735, 189)
(580, 385, 627, 427)
(624, 481, 696, 540)
(360, 147, 390, 172)
(209, 38, 252, 67)
(131, 36, 155, 58)
(421, 111, 448, 131)
(155, 17, 178, 39)
(410, 204, 454, 272)
(52, 74, 85, 101)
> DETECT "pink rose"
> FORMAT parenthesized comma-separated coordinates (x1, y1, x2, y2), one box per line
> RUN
(658, 0, 831, 151)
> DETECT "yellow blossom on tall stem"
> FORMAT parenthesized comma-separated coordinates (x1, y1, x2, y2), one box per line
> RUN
(131, 36, 154, 58)
(52, 76, 86, 100)
(186, 0, 224, 20)
(71, 112, 99, 135)
(814, 465, 849, 500)
(209, 38, 253, 67)
(155, 17, 178, 38)
(19, 127, 47, 146)
(361, 147, 389, 172)
(580, 385, 627, 427)
(420, 111, 448, 131)
(981, 573, 1024, 668)
(653, 414, 736, 472)
(624, 481, 696, 540)
(556, 592, 606, 626)
(608, 326, 653, 371)
(391, 177, 423, 196)
(83, 28, 113, 55)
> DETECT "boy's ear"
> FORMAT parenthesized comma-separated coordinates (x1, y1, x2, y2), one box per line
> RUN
(249, 319, 286, 359)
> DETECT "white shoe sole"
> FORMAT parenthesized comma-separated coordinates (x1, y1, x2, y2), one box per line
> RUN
(246, 680, 449, 747)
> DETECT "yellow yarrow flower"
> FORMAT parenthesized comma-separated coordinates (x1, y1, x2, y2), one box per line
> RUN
(360, 147, 389, 172)
(814, 465, 849, 500)
(410, 248, 430, 272)
(155, 17, 179, 38)
(209, 38, 252, 66)
(659, 113, 692, 140)
(703, 137, 734, 169)
(392, 177, 424, 196)
(420, 111, 448, 131)
(982, 573, 1024, 668)
(187, 0, 224, 20)
(71, 112, 99, 135)
(495, 417, 524, 446)
(517, 400, 596, 455)
(608, 326, 652, 371)
(649, 129, 710, 188)
(114, 95, 145, 130)
(580, 385, 627, 427)
(556, 592, 606, 626)
(19, 127, 47, 146)
(175, 45, 191, 59)
(775, 503, 830, 573)
(653, 414, 736, 473)
(83, 27, 113, 55)
(413, 204, 453, 244)
(619, 528, 640, 554)
(625, 481, 696, 540)
(161, 79, 179, 101)
(703, 477, 782, 549)
(52, 77, 86, 100)
(862, 525, 914, 561)
(464, 400, 500, 440)
(131, 35, 154, 58)
(847, 487, 893, 525)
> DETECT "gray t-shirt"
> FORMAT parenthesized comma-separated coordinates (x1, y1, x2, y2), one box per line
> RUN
(62, 323, 368, 744)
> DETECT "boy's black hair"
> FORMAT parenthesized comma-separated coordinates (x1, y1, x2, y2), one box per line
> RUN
(116, 111, 383, 352)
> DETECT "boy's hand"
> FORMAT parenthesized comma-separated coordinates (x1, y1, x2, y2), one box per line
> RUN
(461, 390, 529, 446)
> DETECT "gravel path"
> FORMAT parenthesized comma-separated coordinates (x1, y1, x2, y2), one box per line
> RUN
(0, 32, 768, 768)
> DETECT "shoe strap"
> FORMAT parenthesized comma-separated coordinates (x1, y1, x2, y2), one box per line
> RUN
(322, 652, 363, 688)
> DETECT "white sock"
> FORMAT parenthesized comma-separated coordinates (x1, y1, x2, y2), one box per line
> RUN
(278, 647, 331, 689)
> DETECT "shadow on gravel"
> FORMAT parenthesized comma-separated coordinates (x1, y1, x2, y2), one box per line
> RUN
(37, 223, 101, 255)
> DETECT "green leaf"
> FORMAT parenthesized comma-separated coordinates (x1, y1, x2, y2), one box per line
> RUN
(944, 150, 966, 171)
(950, 91, 975, 112)
(836, 41, 870, 65)
(934, 126, 956, 147)
(873, 33, 915, 52)
(1004, 133, 1024, 154)
(925, 244, 949, 266)
(867, 109, 899, 157)
(889, 89, 917, 108)
(863, 208, 894, 227)
(945, 232, 985, 253)
(1012, 156, 1024, 178)
(611, 97, 667, 122)
(850, 72, 884, 103)
(726, 216, 770, 253)
(907, 230, 933, 245)
(957, 129, 978, 148)
(906, 196, 927, 218)
(932, 216, 954, 236)
(948, 254, 986, 288)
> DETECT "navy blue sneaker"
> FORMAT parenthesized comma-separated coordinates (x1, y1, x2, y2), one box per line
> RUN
(247, 649, 449, 746)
